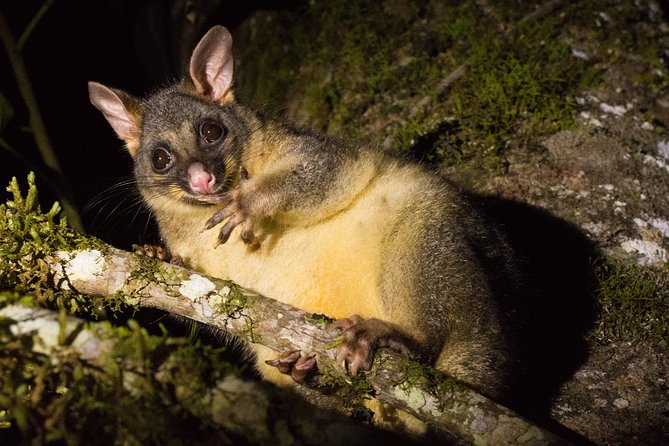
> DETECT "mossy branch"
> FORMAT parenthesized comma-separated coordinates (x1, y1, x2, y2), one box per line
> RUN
(0, 302, 399, 445)
(0, 174, 570, 444)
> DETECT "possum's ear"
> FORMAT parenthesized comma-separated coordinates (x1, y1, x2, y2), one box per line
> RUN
(88, 81, 143, 158)
(189, 25, 235, 104)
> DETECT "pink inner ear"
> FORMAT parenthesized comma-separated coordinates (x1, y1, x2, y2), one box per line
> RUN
(102, 98, 137, 141)
(89, 82, 141, 148)
(206, 60, 233, 100)
(108, 115, 137, 141)
(189, 26, 234, 102)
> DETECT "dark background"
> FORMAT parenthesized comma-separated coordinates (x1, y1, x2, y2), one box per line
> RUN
(1, 0, 293, 248)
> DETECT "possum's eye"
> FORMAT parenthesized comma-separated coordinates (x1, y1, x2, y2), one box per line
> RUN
(199, 121, 225, 144)
(152, 147, 174, 172)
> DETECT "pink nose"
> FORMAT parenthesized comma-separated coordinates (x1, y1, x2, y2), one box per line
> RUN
(188, 162, 216, 194)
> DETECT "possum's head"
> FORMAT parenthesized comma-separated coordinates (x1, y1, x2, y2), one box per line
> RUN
(88, 26, 254, 213)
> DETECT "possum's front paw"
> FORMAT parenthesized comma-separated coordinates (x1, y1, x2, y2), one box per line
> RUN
(203, 167, 258, 246)
(132, 244, 184, 266)
(265, 350, 320, 387)
(332, 315, 415, 375)
(203, 189, 256, 245)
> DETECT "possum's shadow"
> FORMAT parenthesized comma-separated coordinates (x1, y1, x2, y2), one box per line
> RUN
(473, 195, 598, 443)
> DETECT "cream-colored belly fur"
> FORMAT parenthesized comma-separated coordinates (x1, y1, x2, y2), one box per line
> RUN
(165, 202, 382, 318)
(157, 169, 413, 320)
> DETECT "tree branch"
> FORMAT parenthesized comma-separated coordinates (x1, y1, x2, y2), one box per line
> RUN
(42, 245, 569, 445)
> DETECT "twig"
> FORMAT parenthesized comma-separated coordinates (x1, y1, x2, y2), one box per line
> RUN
(17, 0, 54, 51)
(0, 6, 83, 232)
(440, 63, 468, 89)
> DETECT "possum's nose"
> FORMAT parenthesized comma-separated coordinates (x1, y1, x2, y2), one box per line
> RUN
(188, 162, 216, 195)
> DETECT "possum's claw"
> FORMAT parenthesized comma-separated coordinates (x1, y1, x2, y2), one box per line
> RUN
(132, 244, 184, 266)
(203, 168, 257, 246)
(211, 208, 255, 245)
(265, 350, 319, 386)
(332, 315, 415, 375)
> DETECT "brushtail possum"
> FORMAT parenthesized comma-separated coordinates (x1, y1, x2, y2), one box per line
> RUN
(88, 25, 515, 401)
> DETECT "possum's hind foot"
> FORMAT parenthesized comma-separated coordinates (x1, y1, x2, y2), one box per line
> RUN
(132, 244, 184, 266)
(333, 315, 416, 375)
(265, 350, 320, 386)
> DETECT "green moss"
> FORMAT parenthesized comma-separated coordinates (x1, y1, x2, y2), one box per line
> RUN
(0, 290, 37, 308)
(392, 109, 435, 154)
(235, 11, 304, 117)
(238, 1, 429, 130)
(445, 17, 593, 168)
(590, 259, 669, 346)
(174, 279, 258, 344)
(318, 371, 375, 424)
(295, 0, 435, 136)
(122, 254, 172, 308)
(236, 0, 602, 171)
(0, 299, 240, 444)
(207, 283, 254, 341)
(631, 45, 669, 93)
(305, 313, 335, 326)
(400, 359, 458, 404)
(0, 173, 116, 318)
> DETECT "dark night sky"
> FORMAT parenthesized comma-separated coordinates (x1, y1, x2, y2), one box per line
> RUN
(1, 0, 273, 248)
